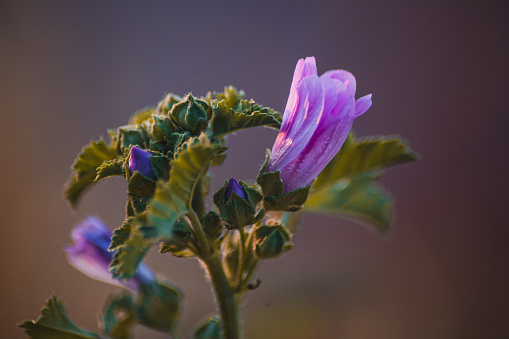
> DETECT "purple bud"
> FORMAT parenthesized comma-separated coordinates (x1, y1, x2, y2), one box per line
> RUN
(64, 216, 155, 292)
(129, 146, 156, 180)
(224, 178, 248, 201)
(268, 57, 372, 192)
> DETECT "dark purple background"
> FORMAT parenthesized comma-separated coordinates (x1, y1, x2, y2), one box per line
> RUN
(1, 1, 508, 338)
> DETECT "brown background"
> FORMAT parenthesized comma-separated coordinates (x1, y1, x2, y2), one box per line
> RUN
(1, 0, 508, 338)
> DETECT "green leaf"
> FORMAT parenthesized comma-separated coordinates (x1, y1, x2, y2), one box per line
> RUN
(214, 86, 244, 109)
(109, 218, 134, 251)
(194, 317, 222, 339)
(100, 293, 135, 339)
(144, 134, 219, 239)
(128, 106, 155, 125)
(314, 132, 417, 190)
(18, 296, 100, 339)
(110, 135, 218, 279)
(66, 139, 119, 207)
(304, 174, 393, 233)
(109, 214, 151, 281)
(210, 99, 281, 137)
(95, 156, 125, 181)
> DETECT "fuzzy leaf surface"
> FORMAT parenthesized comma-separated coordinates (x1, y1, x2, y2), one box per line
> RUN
(66, 139, 119, 206)
(18, 296, 100, 339)
(305, 174, 392, 232)
(144, 135, 219, 239)
(314, 133, 416, 190)
(210, 98, 281, 137)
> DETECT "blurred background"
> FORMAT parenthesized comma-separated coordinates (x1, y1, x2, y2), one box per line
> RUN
(1, 0, 508, 338)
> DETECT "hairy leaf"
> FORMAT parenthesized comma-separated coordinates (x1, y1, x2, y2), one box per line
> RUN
(95, 157, 125, 181)
(128, 107, 155, 125)
(145, 134, 219, 239)
(66, 139, 119, 207)
(109, 228, 151, 281)
(210, 99, 281, 137)
(305, 174, 392, 233)
(18, 296, 100, 339)
(109, 218, 134, 251)
(314, 132, 416, 190)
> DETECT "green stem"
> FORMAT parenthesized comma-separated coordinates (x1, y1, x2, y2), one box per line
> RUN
(186, 210, 241, 339)
(203, 252, 242, 339)
(235, 227, 246, 288)
(186, 211, 211, 255)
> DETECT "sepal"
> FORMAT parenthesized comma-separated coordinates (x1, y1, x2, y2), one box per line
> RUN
(194, 317, 222, 339)
(159, 219, 192, 254)
(202, 211, 224, 241)
(127, 172, 156, 198)
(133, 282, 181, 334)
(253, 224, 292, 259)
(115, 126, 150, 153)
(156, 93, 182, 115)
(101, 293, 136, 339)
(257, 152, 310, 211)
(213, 180, 264, 228)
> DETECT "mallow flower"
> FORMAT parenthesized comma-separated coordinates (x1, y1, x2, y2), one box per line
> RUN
(267, 56, 372, 192)
(64, 216, 155, 292)
(129, 146, 156, 180)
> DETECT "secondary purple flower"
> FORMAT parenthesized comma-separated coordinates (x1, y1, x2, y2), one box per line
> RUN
(129, 146, 156, 180)
(225, 178, 248, 201)
(64, 216, 155, 292)
(267, 57, 372, 192)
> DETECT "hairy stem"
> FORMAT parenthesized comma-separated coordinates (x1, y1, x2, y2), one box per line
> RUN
(203, 252, 241, 339)
(187, 210, 241, 339)
(235, 227, 246, 289)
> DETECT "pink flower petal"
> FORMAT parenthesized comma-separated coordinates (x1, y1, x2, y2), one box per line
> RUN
(354, 94, 372, 117)
(285, 57, 317, 117)
(269, 75, 324, 172)
(322, 69, 357, 97)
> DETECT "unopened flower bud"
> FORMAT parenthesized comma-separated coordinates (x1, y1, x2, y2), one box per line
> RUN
(129, 146, 156, 180)
(213, 179, 264, 228)
(170, 94, 211, 135)
(225, 178, 248, 201)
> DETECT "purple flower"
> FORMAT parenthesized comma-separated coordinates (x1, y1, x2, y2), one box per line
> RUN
(267, 57, 372, 192)
(64, 216, 155, 292)
(129, 146, 156, 180)
(225, 178, 248, 201)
